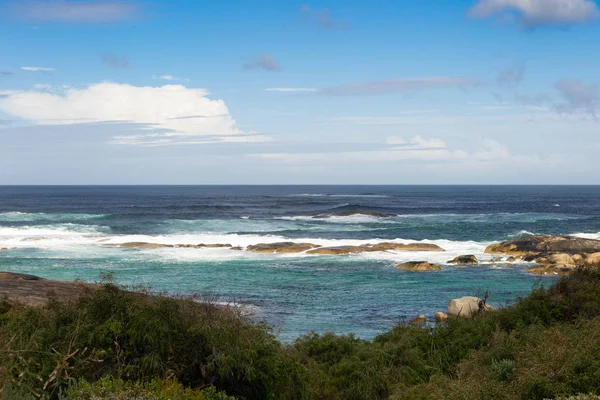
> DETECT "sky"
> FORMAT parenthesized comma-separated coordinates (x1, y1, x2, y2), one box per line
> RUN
(0, 0, 599, 184)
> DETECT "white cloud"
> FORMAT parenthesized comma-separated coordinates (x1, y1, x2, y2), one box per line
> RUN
(0, 82, 263, 146)
(469, 0, 600, 27)
(21, 66, 54, 72)
(265, 88, 319, 92)
(159, 74, 175, 80)
(33, 83, 52, 90)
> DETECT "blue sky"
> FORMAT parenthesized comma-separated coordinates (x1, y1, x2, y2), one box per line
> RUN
(0, 0, 599, 184)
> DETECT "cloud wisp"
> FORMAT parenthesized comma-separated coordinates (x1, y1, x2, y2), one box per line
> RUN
(469, 0, 600, 27)
(497, 65, 525, 86)
(555, 79, 599, 117)
(300, 4, 351, 30)
(319, 77, 479, 96)
(10, 0, 140, 23)
(21, 66, 54, 72)
(264, 88, 319, 93)
(0, 82, 269, 146)
(102, 54, 131, 69)
(243, 53, 281, 71)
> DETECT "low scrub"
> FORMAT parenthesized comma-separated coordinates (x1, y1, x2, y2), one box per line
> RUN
(2, 268, 600, 399)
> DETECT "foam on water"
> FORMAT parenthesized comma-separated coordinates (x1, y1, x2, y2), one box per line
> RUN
(0, 211, 108, 222)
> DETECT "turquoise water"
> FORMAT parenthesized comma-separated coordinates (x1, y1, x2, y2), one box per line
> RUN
(2, 185, 597, 341)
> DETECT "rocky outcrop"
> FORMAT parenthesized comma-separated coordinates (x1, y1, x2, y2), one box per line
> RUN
(0, 272, 92, 307)
(528, 265, 575, 275)
(394, 261, 442, 271)
(585, 252, 600, 266)
(447, 255, 478, 265)
(308, 242, 445, 255)
(448, 296, 496, 317)
(485, 236, 600, 257)
(313, 211, 397, 219)
(246, 242, 318, 254)
(367, 242, 445, 252)
(118, 242, 174, 249)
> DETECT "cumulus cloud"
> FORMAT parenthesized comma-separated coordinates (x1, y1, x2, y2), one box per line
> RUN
(0, 82, 265, 146)
(469, 0, 600, 27)
(320, 77, 479, 96)
(300, 4, 351, 30)
(10, 1, 140, 22)
(21, 66, 54, 72)
(265, 88, 319, 92)
(243, 53, 281, 71)
(102, 54, 131, 69)
(497, 65, 525, 86)
(555, 79, 599, 117)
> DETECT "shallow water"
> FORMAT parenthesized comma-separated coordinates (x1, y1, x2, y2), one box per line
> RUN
(1, 185, 598, 341)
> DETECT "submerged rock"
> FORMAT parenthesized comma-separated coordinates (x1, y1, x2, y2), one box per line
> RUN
(246, 242, 319, 253)
(313, 211, 397, 219)
(394, 261, 442, 271)
(447, 296, 496, 317)
(447, 255, 478, 265)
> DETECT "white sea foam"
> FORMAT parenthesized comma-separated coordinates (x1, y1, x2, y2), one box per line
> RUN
(0, 211, 107, 222)
(571, 232, 600, 240)
(288, 194, 389, 198)
(277, 215, 396, 224)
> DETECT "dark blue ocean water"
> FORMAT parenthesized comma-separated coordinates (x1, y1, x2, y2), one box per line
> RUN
(1, 185, 599, 341)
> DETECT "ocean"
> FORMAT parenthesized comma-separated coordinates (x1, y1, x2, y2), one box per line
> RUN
(1, 185, 599, 342)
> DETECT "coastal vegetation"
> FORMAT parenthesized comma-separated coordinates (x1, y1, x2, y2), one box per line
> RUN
(1, 267, 600, 399)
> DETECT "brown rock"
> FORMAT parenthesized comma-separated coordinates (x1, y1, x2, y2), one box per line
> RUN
(118, 242, 174, 249)
(447, 255, 478, 265)
(367, 242, 445, 252)
(307, 246, 363, 255)
(485, 235, 600, 257)
(0, 272, 92, 307)
(230, 246, 243, 251)
(572, 254, 585, 264)
(506, 256, 518, 262)
(547, 253, 575, 265)
(196, 243, 232, 248)
(394, 261, 442, 271)
(246, 242, 319, 253)
(434, 312, 448, 322)
(490, 257, 503, 262)
(585, 252, 600, 266)
(0, 248, 8, 251)
(410, 314, 427, 325)
(528, 265, 575, 275)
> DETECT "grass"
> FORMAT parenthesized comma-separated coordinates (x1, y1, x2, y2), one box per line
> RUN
(2, 268, 600, 399)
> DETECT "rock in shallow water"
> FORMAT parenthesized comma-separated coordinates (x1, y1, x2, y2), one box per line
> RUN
(447, 255, 478, 265)
(246, 242, 319, 253)
(394, 261, 442, 271)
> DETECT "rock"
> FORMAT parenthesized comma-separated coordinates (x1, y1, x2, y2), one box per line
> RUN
(0, 248, 8, 251)
(230, 246, 243, 251)
(547, 253, 575, 265)
(447, 255, 478, 265)
(410, 314, 427, 325)
(196, 243, 232, 248)
(506, 256, 517, 262)
(434, 312, 448, 322)
(367, 242, 445, 252)
(528, 265, 575, 275)
(313, 211, 397, 219)
(490, 257, 503, 262)
(0, 271, 90, 307)
(485, 235, 600, 257)
(307, 246, 364, 255)
(585, 252, 600, 266)
(572, 254, 585, 264)
(394, 261, 442, 271)
(448, 296, 495, 317)
(118, 242, 174, 249)
(246, 242, 319, 253)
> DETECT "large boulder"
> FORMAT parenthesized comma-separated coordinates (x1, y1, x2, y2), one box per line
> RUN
(434, 312, 448, 322)
(448, 296, 495, 317)
(447, 255, 478, 265)
(585, 252, 600, 266)
(485, 236, 600, 257)
(395, 261, 442, 271)
(246, 242, 318, 253)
